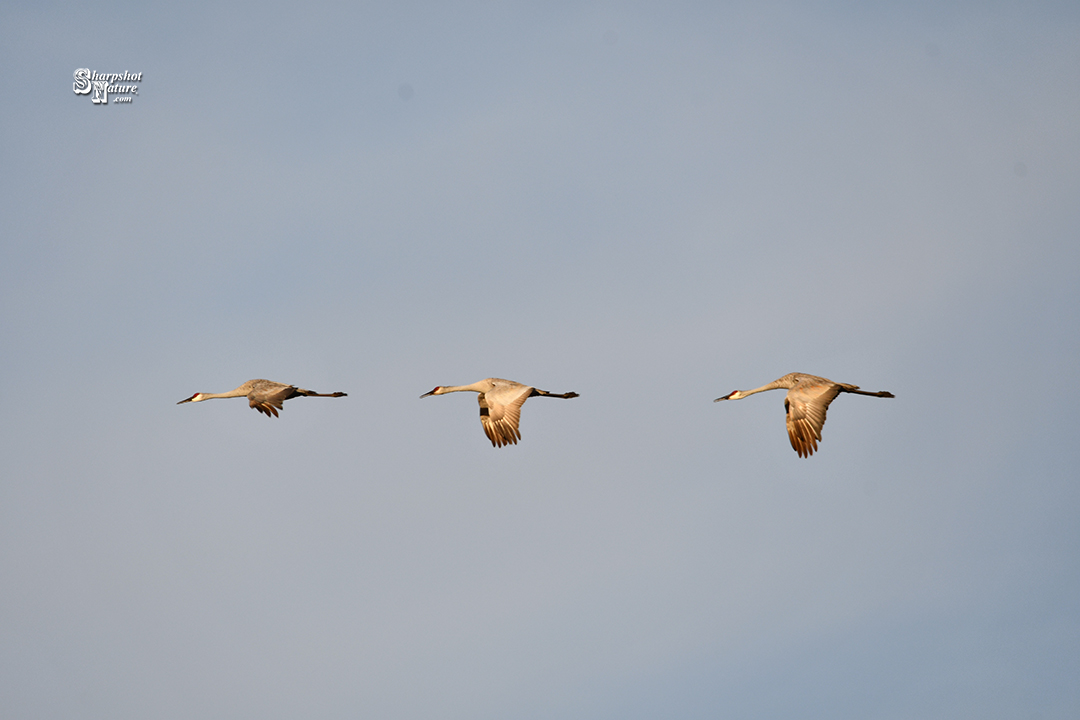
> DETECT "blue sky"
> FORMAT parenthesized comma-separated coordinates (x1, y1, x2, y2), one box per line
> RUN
(2, 2, 1078, 718)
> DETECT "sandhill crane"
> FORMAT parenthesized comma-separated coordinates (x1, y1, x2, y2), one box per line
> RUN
(421, 378, 579, 447)
(714, 373, 894, 458)
(177, 379, 347, 418)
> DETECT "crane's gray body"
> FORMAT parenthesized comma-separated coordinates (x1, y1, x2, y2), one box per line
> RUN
(715, 373, 894, 457)
(177, 379, 347, 418)
(421, 378, 579, 447)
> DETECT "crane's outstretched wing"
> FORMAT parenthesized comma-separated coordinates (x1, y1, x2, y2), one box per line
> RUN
(785, 382, 842, 458)
(248, 382, 299, 418)
(478, 383, 533, 447)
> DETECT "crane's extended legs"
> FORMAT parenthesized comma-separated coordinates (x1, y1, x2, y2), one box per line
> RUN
(842, 389, 895, 398)
(295, 390, 348, 398)
(530, 389, 580, 399)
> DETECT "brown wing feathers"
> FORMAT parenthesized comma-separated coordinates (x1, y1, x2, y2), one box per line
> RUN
(479, 394, 524, 447)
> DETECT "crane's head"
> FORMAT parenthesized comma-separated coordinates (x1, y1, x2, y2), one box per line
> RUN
(420, 386, 444, 398)
(177, 393, 205, 404)
(713, 390, 742, 402)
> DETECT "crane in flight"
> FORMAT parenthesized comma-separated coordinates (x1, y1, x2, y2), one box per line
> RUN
(177, 379, 347, 418)
(421, 378, 579, 447)
(714, 373, 894, 457)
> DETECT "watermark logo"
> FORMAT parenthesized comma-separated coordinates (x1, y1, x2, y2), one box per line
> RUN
(73, 68, 142, 105)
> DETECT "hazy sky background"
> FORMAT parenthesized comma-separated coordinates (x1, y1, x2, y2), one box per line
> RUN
(2, 1, 1078, 718)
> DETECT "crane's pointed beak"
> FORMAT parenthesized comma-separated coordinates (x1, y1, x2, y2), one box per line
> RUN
(177, 394, 196, 404)
(714, 391, 737, 402)
(420, 391, 436, 398)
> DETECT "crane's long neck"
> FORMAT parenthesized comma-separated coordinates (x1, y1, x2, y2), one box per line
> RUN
(437, 381, 489, 394)
(197, 387, 250, 401)
(730, 381, 786, 400)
